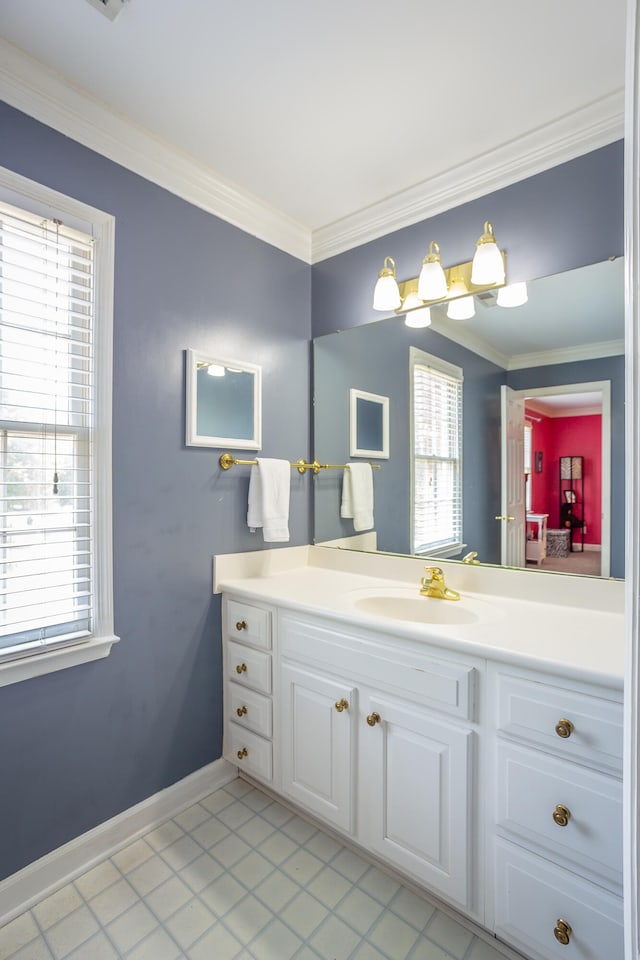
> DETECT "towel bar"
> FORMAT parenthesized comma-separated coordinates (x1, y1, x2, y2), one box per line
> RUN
(218, 453, 381, 474)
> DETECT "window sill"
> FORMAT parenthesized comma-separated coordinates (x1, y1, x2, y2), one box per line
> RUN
(0, 634, 120, 688)
(416, 542, 467, 560)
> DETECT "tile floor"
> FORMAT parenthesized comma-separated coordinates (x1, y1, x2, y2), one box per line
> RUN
(0, 778, 509, 960)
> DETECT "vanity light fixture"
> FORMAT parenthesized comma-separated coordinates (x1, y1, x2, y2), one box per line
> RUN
(372, 221, 506, 321)
(497, 281, 528, 308)
(373, 256, 401, 311)
(418, 242, 448, 301)
(471, 221, 506, 286)
(446, 278, 476, 320)
(403, 297, 432, 328)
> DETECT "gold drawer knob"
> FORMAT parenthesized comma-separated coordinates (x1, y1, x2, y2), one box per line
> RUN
(366, 712, 381, 726)
(236, 705, 248, 717)
(335, 699, 349, 712)
(552, 804, 571, 827)
(237, 747, 248, 760)
(555, 718, 574, 739)
(236, 620, 248, 631)
(554, 919, 572, 945)
(236, 663, 247, 674)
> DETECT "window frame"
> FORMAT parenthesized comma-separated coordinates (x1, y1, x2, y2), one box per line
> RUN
(410, 346, 464, 558)
(0, 166, 118, 687)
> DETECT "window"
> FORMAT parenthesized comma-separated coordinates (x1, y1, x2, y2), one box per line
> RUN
(411, 347, 463, 556)
(0, 170, 117, 686)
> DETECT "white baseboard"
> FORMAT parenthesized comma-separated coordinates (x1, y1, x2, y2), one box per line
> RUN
(0, 757, 237, 928)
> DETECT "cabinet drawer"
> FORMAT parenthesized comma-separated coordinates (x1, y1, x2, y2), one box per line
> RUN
(226, 722, 273, 782)
(226, 640, 271, 694)
(226, 681, 272, 738)
(494, 840, 623, 960)
(496, 742, 622, 887)
(280, 614, 475, 721)
(225, 599, 271, 650)
(496, 673, 622, 773)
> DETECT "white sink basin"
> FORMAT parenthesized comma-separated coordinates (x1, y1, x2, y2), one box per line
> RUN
(348, 587, 502, 627)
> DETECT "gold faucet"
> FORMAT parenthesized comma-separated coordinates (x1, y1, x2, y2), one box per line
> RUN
(462, 551, 479, 564)
(420, 566, 461, 601)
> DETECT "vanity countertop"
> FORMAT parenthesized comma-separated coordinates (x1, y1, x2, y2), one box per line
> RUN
(215, 545, 624, 690)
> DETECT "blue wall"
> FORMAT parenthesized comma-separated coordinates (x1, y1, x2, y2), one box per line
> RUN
(0, 102, 311, 880)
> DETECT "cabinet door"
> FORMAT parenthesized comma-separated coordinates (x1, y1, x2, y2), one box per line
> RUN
(280, 662, 356, 833)
(359, 691, 473, 908)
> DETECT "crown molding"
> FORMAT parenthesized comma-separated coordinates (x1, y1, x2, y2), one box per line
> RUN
(427, 316, 511, 370)
(0, 39, 312, 263)
(311, 90, 625, 263)
(507, 338, 625, 371)
(0, 39, 624, 268)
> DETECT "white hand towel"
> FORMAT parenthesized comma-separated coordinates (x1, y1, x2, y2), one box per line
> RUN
(340, 462, 374, 532)
(247, 458, 291, 542)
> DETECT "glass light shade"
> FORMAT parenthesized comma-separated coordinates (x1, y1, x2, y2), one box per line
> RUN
(447, 294, 475, 320)
(471, 221, 505, 285)
(404, 306, 432, 328)
(373, 256, 401, 311)
(418, 259, 448, 301)
(207, 363, 226, 377)
(497, 281, 528, 308)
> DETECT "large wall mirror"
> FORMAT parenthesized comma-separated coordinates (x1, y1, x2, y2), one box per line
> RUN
(185, 349, 262, 449)
(313, 258, 625, 579)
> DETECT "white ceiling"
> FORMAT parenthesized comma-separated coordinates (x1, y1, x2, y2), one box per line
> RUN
(0, 0, 627, 262)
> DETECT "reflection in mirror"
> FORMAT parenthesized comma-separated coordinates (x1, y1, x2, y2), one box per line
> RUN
(185, 349, 262, 449)
(350, 389, 389, 458)
(313, 259, 625, 579)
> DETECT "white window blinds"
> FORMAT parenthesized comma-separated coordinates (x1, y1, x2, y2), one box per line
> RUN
(0, 201, 94, 659)
(412, 350, 463, 555)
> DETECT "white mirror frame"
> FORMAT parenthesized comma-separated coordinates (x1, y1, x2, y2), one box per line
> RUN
(185, 348, 262, 449)
(349, 388, 390, 459)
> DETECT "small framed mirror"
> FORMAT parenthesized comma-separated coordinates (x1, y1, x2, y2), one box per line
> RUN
(349, 388, 389, 459)
(186, 349, 262, 449)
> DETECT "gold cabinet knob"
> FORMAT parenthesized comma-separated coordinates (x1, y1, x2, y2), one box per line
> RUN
(236, 705, 248, 717)
(236, 663, 247, 674)
(237, 747, 248, 760)
(552, 804, 571, 827)
(555, 718, 574, 739)
(236, 620, 248, 631)
(366, 712, 382, 726)
(335, 699, 349, 712)
(554, 919, 572, 945)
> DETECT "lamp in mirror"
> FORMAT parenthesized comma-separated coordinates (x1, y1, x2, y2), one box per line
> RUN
(497, 281, 529, 308)
(402, 291, 432, 328)
(447, 280, 475, 320)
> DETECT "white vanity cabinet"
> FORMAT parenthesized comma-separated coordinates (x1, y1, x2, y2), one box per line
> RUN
(278, 610, 479, 912)
(280, 659, 356, 833)
(222, 598, 274, 784)
(490, 665, 624, 960)
(220, 586, 624, 959)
